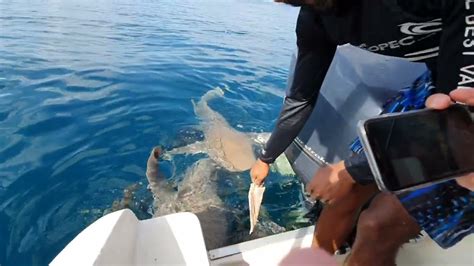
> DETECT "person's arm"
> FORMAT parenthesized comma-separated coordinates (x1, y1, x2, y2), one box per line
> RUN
(259, 7, 337, 164)
(344, 153, 374, 185)
(345, 0, 474, 185)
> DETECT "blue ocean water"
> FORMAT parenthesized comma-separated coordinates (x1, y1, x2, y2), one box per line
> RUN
(0, 0, 304, 265)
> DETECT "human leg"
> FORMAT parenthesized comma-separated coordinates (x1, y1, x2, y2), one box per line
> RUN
(312, 184, 378, 253)
(347, 193, 421, 266)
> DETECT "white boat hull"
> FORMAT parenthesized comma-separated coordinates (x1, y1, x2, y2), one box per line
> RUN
(51, 209, 473, 266)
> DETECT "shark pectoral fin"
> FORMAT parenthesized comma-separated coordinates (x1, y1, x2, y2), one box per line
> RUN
(221, 84, 235, 94)
(165, 141, 207, 158)
(191, 99, 197, 114)
(246, 132, 272, 149)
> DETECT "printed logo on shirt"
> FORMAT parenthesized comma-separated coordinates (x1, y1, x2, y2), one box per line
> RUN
(458, 0, 474, 88)
(358, 18, 442, 61)
(398, 19, 442, 62)
(399, 19, 442, 36)
(359, 37, 415, 53)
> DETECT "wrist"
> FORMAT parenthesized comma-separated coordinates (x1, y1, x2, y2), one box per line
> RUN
(343, 170, 356, 184)
(339, 163, 356, 184)
(259, 148, 279, 164)
(257, 158, 270, 166)
(257, 155, 272, 165)
(344, 156, 375, 185)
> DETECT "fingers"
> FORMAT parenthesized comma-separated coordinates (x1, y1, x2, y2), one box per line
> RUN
(253, 177, 264, 186)
(305, 183, 318, 199)
(250, 172, 259, 185)
(250, 159, 269, 185)
(250, 169, 265, 186)
(450, 88, 474, 105)
(308, 189, 329, 204)
(306, 179, 333, 203)
(306, 166, 330, 200)
(425, 93, 452, 110)
(306, 179, 318, 199)
(307, 183, 327, 201)
(308, 189, 320, 200)
(425, 88, 474, 110)
(456, 173, 474, 191)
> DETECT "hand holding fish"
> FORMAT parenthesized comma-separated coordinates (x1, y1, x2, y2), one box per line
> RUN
(250, 159, 270, 186)
(248, 160, 268, 234)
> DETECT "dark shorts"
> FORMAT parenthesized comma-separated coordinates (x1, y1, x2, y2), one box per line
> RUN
(350, 71, 474, 248)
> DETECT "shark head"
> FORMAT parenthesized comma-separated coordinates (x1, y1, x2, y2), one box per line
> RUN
(146, 147, 161, 182)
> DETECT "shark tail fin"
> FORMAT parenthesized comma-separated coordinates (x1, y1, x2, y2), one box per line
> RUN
(201, 87, 225, 103)
(193, 87, 225, 118)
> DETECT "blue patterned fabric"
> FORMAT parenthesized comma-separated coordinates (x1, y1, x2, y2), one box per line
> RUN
(350, 70, 473, 248)
(399, 180, 473, 248)
(349, 71, 434, 154)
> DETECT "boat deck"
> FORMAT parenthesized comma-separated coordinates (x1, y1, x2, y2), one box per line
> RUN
(51, 210, 473, 266)
(209, 226, 474, 265)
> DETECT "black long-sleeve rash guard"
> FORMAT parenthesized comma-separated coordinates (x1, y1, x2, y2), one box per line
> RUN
(260, 0, 474, 184)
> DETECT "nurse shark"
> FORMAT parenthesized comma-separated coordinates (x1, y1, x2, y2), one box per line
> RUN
(143, 87, 295, 249)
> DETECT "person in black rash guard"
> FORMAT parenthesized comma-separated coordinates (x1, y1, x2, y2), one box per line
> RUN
(250, 1, 474, 265)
